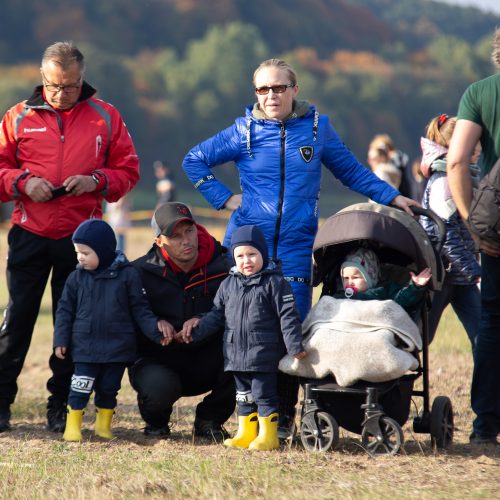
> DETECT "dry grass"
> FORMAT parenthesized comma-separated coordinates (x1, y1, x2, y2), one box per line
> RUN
(0, 225, 498, 499)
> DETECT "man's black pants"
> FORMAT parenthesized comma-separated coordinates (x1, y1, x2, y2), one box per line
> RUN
(129, 339, 235, 428)
(0, 226, 76, 408)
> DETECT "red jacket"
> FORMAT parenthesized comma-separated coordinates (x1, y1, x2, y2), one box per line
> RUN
(0, 82, 139, 239)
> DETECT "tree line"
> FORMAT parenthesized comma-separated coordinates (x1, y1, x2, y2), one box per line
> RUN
(0, 0, 498, 211)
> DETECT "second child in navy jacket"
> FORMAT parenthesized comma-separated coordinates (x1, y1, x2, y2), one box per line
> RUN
(178, 225, 306, 425)
(54, 219, 168, 416)
(189, 262, 304, 373)
(54, 252, 165, 364)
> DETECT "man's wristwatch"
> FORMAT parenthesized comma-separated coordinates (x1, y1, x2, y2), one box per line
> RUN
(91, 173, 100, 185)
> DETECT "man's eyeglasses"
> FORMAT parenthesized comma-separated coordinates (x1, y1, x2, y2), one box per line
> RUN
(255, 83, 295, 95)
(41, 72, 82, 94)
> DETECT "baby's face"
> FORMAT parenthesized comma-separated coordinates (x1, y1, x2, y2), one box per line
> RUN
(341, 266, 368, 294)
(234, 245, 263, 276)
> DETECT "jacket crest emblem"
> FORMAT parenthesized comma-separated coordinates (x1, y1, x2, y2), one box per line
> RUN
(299, 146, 313, 163)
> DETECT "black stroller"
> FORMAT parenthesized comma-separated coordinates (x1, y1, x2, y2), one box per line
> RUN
(298, 202, 453, 455)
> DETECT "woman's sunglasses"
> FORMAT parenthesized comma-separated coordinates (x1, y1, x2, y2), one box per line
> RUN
(255, 83, 295, 95)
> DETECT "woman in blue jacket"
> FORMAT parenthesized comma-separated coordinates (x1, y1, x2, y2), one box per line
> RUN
(182, 58, 418, 437)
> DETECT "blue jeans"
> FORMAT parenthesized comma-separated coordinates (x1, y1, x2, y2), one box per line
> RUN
(234, 372, 278, 417)
(68, 362, 125, 410)
(428, 282, 480, 347)
(471, 253, 500, 439)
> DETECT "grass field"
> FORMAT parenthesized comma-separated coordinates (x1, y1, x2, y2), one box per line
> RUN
(0, 224, 498, 499)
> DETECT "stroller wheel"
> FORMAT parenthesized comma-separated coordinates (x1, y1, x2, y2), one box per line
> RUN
(300, 411, 339, 452)
(361, 416, 404, 456)
(430, 396, 454, 449)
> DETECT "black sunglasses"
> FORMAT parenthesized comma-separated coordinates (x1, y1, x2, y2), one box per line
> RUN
(255, 83, 295, 95)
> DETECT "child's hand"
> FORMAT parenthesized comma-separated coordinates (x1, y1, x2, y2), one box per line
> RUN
(174, 329, 192, 344)
(55, 346, 66, 359)
(157, 319, 175, 346)
(294, 351, 307, 360)
(174, 317, 200, 344)
(182, 317, 200, 336)
(410, 267, 432, 287)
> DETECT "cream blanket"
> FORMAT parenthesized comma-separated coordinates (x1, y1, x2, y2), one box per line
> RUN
(278, 296, 422, 387)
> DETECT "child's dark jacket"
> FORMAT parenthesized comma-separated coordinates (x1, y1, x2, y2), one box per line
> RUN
(54, 252, 163, 363)
(192, 262, 304, 372)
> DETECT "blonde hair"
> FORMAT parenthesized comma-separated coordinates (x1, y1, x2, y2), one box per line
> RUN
(253, 58, 297, 86)
(425, 114, 457, 148)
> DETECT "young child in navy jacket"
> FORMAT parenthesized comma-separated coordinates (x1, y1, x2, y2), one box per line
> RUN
(54, 219, 171, 442)
(177, 224, 306, 451)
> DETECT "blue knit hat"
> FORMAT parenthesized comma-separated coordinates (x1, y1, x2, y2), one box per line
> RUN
(230, 225, 269, 269)
(72, 219, 117, 270)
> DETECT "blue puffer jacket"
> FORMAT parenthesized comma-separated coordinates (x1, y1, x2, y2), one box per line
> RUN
(191, 262, 304, 373)
(421, 171, 481, 285)
(54, 253, 163, 363)
(183, 102, 399, 319)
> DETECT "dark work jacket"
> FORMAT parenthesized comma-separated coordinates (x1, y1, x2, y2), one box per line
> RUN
(131, 237, 230, 361)
(192, 262, 304, 373)
(54, 253, 163, 364)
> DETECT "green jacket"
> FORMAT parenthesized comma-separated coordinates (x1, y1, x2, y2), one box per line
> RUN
(335, 281, 426, 317)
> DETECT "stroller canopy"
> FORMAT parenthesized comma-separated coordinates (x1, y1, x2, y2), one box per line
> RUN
(313, 203, 443, 291)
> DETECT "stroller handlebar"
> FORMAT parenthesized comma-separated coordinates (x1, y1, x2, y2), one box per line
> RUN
(408, 206, 446, 254)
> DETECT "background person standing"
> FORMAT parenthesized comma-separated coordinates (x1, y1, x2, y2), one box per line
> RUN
(447, 27, 500, 446)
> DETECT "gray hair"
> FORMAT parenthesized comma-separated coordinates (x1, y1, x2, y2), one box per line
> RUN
(41, 41, 85, 73)
(492, 28, 500, 68)
(253, 58, 297, 86)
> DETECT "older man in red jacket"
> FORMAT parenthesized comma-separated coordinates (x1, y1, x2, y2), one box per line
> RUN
(0, 41, 139, 433)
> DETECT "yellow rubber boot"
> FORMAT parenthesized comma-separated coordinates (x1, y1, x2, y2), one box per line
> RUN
(248, 413, 280, 451)
(95, 407, 114, 439)
(224, 412, 258, 449)
(63, 406, 84, 442)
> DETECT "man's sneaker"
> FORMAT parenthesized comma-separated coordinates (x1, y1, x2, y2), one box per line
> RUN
(469, 432, 498, 446)
(193, 418, 229, 443)
(0, 409, 11, 433)
(46, 398, 67, 433)
(277, 414, 296, 441)
(144, 424, 171, 438)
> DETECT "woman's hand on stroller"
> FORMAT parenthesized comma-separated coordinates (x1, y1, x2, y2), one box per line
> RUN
(410, 267, 432, 287)
(390, 195, 420, 215)
(294, 351, 307, 360)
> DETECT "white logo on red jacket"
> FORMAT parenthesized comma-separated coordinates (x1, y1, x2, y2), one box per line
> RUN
(24, 127, 47, 133)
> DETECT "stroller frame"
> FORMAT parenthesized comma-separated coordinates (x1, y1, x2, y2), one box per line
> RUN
(298, 204, 454, 455)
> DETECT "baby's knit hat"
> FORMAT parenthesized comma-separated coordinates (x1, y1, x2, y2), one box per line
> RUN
(341, 248, 380, 289)
(72, 219, 117, 270)
(230, 225, 269, 269)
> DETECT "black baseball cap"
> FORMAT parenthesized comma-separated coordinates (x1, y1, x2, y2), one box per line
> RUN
(151, 202, 195, 237)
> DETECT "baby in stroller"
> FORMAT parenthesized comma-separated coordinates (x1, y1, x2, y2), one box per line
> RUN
(339, 247, 431, 314)
(279, 246, 430, 389)
(279, 202, 453, 455)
